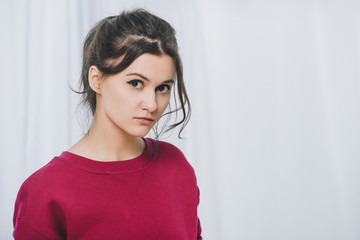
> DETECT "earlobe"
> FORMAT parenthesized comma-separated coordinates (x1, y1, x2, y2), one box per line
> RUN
(88, 65, 102, 94)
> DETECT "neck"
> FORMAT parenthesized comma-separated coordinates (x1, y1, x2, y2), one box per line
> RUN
(69, 112, 145, 162)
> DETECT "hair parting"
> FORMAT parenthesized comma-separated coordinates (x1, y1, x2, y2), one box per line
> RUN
(74, 8, 191, 139)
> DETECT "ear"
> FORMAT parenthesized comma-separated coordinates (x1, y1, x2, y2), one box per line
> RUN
(88, 65, 103, 94)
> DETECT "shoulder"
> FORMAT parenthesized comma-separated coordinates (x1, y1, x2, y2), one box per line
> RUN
(16, 157, 58, 195)
(149, 139, 199, 194)
(13, 156, 61, 220)
(23, 156, 68, 186)
(15, 155, 73, 203)
(149, 139, 195, 173)
(14, 153, 80, 215)
(156, 140, 185, 156)
(152, 139, 187, 161)
(14, 156, 68, 239)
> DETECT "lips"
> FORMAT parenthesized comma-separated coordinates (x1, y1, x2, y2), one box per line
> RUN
(134, 117, 154, 125)
(135, 117, 153, 121)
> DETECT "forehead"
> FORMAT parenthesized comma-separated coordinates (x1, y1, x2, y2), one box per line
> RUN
(122, 53, 176, 81)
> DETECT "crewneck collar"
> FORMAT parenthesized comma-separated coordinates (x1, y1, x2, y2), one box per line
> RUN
(58, 138, 156, 174)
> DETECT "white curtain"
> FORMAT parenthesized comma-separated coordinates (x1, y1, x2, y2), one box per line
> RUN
(1, 0, 360, 239)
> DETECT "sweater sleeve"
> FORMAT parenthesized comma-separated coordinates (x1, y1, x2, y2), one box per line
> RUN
(13, 178, 64, 240)
(13, 221, 54, 240)
(197, 186, 203, 240)
(197, 217, 202, 240)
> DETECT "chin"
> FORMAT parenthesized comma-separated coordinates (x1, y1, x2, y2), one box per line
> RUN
(128, 129, 152, 138)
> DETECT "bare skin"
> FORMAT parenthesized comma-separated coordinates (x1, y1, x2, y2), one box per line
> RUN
(68, 53, 176, 162)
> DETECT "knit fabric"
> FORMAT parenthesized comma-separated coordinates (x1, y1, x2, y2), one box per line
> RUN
(13, 138, 202, 240)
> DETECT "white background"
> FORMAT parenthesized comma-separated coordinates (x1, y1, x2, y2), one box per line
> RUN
(1, 0, 360, 239)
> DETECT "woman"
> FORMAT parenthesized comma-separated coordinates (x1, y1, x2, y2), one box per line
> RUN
(13, 9, 202, 240)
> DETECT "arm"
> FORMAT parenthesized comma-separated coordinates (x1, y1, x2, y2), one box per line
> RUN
(13, 179, 64, 240)
(197, 217, 203, 240)
(13, 221, 54, 240)
(197, 187, 203, 240)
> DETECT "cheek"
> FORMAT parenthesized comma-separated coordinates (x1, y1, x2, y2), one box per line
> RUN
(103, 87, 132, 112)
(158, 95, 171, 113)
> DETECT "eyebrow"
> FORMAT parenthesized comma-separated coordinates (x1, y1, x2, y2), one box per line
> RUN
(125, 72, 174, 84)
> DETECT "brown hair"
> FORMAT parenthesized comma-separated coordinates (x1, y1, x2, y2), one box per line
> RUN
(77, 9, 190, 138)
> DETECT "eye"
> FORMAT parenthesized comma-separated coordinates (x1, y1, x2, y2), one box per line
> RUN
(127, 80, 143, 89)
(156, 85, 171, 93)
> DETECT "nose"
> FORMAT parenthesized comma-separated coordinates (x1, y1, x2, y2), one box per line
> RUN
(141, 90, 157, 112)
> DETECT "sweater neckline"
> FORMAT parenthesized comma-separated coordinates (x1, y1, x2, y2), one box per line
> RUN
(58, 138, 156, 174)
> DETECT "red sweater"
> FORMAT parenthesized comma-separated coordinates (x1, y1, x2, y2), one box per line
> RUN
(13, 138, 202, 240)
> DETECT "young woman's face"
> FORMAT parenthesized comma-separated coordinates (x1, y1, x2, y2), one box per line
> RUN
(94, 53, 176, 137)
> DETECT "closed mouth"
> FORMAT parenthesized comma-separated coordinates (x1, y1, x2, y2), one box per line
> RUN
(135, 117, 154, 121)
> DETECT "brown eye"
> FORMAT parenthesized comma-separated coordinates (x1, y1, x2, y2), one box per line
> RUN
(127, 80, 143, 88)
(157, 85, 170, 93)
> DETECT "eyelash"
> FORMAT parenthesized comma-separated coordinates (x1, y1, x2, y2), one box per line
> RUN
(127, 80, 171, 93)
(127, 80, 143, 89)
(157, 85, 171, 93)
